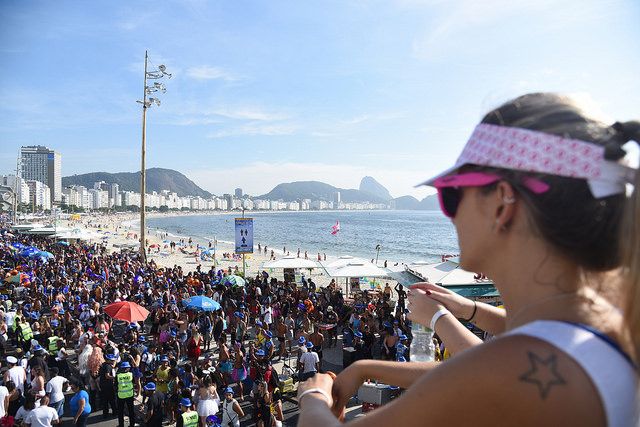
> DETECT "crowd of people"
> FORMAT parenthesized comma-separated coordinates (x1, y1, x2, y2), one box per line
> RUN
(0, 214, 428, 427)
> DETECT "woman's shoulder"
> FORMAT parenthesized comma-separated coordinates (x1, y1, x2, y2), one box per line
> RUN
(403, 333, 606, 426)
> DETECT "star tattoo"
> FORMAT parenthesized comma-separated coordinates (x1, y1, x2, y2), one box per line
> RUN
(519, 351, 566, 399)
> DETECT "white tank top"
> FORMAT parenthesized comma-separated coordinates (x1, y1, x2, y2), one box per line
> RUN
(505, 320, 638, 427)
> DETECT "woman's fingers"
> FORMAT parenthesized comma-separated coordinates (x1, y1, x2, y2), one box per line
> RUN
(410, 282, 450, 295)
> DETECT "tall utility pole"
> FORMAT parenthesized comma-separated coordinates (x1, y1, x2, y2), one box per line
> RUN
(140, 51, 148, 261)
(137, 51, 170, 261)
(13, 156, 20, 223)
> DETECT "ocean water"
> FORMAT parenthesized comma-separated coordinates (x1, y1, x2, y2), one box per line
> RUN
(146, 210, 459, 264)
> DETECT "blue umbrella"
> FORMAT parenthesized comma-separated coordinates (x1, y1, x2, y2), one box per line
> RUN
(56, 241, 70, 246)
(183, 295, 221, 312)
(221, 275, 246, 287)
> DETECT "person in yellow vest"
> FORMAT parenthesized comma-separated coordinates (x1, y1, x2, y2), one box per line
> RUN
(47, 335, 60, 356)
(17, 317, 33, 353)
(176, 398, 198, 427)
(116, 361, 135, 427)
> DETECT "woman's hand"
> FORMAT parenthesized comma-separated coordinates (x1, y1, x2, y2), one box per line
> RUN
(331, 363, 365, 417)
(297, 373, 335, 409)
(410, 283, 475, 319)
(407, 285, 446, 326)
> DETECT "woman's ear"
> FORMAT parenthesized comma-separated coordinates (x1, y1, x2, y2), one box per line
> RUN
(493, 181, 517, 232)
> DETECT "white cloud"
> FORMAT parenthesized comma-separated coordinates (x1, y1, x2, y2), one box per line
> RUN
(187, 161, 435, 199)
(204, 107, 289, 121)
(186, 66, 241, 82)
(206, 123, 297, 138)
(411, 0, 558, 60)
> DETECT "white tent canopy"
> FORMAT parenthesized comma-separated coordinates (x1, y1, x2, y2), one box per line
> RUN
(263, 255, 319, 269)
(328, 262, 391, 278)
(405, 259, 491, 286)
(321, 255, 370, 274)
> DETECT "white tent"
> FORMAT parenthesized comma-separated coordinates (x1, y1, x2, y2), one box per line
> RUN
(405, 259, 491, 286)
(263, 255, 319, 269)
(321, 255, 370, 274)
(329, 262, 390, 278)
(54, 228, 101, 241)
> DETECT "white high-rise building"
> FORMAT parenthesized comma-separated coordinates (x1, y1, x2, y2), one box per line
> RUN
(26, 180, 51, 210)
(20, 145, 62, 203)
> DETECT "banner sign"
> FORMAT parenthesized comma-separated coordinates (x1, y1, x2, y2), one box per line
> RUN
(234, 218, 254, 254)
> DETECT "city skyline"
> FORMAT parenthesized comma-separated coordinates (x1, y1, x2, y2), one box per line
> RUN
(1, 1, 638, 199)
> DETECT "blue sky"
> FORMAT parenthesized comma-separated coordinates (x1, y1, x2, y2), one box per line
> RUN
(1, 0, 638, 198)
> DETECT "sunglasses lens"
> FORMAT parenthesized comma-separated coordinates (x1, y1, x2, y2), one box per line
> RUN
(440, 187, 461, 218)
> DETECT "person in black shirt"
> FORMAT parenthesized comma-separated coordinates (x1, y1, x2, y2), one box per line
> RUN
(143, 382, 164, 427)
(28, 346, 50, 380)
(98, 354, 117, 418)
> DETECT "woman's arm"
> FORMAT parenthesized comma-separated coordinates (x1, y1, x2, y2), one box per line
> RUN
(432, 315, 483, 355)
(410, 283, 506, 335)
(74, 397, 85, 423)
(331, 359, 437, 410)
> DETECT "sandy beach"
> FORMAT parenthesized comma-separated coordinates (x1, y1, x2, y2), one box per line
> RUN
(59, 211, 378, 288)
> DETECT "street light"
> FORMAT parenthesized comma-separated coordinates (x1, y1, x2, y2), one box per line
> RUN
(137, 51, 170, 260)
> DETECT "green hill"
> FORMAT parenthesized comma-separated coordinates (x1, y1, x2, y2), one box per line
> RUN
(62, 168, 212, 198)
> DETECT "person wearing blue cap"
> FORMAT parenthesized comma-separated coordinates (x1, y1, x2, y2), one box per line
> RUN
(221, 387, 244, 427)
(98, 354, 117, 418)
(176, 398, 197, 427)
(298, 341, 319, 381)
(116, 361, 135, 427)
(143, 382, 164, 427)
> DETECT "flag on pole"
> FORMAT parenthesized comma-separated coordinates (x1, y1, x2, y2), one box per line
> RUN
(331, 221, 340, 235)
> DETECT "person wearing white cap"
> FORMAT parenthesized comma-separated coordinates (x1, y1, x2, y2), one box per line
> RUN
(296, 93, 640, 426)
(4, 355, 26, 395)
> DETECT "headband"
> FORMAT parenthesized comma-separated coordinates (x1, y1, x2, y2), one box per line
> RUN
(420, 123, 636, 198)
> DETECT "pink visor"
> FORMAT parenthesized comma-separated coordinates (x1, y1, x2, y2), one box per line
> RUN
(432, 172, 550, 194)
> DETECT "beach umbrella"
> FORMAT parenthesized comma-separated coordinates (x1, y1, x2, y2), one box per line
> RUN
(104, 301, 150, 322)
(56, 241, 70, 246)
(221, 275, 246, 287)
(149, 244, 159, 248)
(38, 251, 55, 261)
(183, 295, 221, 312)
(162, 240, 171, 243)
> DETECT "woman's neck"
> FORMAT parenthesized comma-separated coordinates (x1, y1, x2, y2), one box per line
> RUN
(489, 240, 585, 330)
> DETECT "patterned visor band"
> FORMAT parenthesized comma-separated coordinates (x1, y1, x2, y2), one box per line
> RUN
(419, 123, 636, 198)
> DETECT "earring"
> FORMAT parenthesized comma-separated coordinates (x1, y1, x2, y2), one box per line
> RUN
(503, 196, 515, 204)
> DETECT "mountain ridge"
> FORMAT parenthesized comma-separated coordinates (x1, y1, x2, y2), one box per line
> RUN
(62, 168, 212, 198)
(62, 168, 439, 210)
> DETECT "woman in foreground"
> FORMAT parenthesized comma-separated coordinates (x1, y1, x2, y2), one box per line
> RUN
(297, 93, 639, 426)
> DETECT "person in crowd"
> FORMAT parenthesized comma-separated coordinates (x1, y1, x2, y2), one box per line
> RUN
(25, 395, 58, 427)
(298, 342, 319, 381)
(220, 387, 243, 427)
(116, 361, 135, 427)
(5, 356, 26, 396)
(14, 394, 36, 426)
(44, 367, 67, 417)
(196, 376, 219, 427)
(98, 353, 117, 419)
(68, 377, 91, 427)
(176, 398, 198, 427)
(142, 382, 164, 427)
(6, 380, 23, 418)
